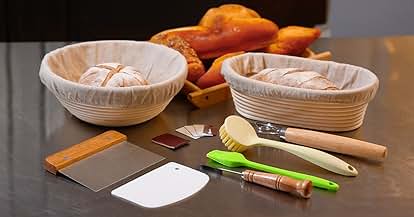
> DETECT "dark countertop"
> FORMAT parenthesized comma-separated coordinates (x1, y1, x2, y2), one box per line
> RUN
(1, 37, 414, 217)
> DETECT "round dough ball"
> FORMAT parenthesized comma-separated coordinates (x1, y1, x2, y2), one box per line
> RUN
(79, 63, 149, 87)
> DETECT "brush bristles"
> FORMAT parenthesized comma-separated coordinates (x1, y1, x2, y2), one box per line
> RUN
(219, 124, 247, 152)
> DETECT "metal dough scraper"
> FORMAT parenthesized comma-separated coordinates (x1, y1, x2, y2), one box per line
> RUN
(44, 130, 164, 192)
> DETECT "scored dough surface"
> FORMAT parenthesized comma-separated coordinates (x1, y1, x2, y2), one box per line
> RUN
(79, 63, 149, 87)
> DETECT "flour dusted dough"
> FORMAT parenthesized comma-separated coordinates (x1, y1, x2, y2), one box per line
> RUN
(79, 63, 149, 87)
(251, 68, 338, 90)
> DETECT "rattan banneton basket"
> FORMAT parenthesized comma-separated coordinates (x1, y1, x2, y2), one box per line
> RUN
(39, 41, 188, 127)
(221, 53, 379, 132)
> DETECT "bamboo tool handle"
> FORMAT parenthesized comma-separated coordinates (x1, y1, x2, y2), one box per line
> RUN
(44, 130, 127, 174)
(284, 128, 387, 161)
(242, 170, 312, 199)
(257, 138, 358, 176)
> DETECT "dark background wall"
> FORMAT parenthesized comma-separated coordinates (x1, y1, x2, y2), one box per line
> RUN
(0, 0, 327, 42)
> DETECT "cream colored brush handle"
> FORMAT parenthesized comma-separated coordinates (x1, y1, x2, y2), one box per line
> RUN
(257, 138, 358, 176)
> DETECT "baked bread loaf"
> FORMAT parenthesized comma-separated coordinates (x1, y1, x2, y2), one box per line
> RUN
(150, 33, 205, 82)
(251, 68, 338, 90)
(264, 26, 321, 56)
(196, 51, 244, 89)
(79, 63, 149, 87)
(151, 4, 278, 59)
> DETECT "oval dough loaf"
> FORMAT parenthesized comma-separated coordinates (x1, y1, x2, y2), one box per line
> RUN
(251, 68, 338, 90)
(79, 63, 149, 87)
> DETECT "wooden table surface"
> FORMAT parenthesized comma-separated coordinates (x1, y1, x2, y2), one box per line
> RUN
(0, 37, 413, 217)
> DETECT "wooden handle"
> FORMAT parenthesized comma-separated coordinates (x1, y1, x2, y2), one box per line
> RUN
(285, 128, 387, 161)
(242, 170, 312, 198)
(187, 83, 231, 108)
(181, 80, 201, 95)
(44, 130, 127, 174)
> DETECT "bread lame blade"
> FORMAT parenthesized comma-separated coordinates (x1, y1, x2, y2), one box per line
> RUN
(200, 164, 313, 198)
(200, 165, 242, 175)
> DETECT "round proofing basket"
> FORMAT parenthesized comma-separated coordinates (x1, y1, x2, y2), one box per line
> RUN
(221, 53, 379, 132)
(39, 40, 188, 126)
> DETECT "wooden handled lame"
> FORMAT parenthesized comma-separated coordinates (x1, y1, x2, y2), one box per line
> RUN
(44, 130, 127, 174)
(284, 128, 387, 161)
(242, 169, 312, 199)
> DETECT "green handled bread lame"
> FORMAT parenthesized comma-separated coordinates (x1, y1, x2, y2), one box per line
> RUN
(206, 150, 339, 191)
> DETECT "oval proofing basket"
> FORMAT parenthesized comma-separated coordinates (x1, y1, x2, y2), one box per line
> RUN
(39, 41, 188, 126)
(221, 53, 379, 132)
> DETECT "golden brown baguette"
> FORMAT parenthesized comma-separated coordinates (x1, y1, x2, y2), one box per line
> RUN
(151, 4, 278, 59)
(264, 26, 321, 56)
(198, 4, 261, 26)
(196, 51, 244, 89)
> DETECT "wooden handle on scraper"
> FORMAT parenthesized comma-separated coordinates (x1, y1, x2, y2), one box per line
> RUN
(44, 130, 127, 174)
(284, 128, 387, 161)
(242, 170, 312, 199)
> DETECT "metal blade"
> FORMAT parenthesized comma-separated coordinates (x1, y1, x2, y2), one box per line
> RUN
(247, 119, 287, 139)
(254, 122, 281, 135)
(60, 141, 164, 192)
(200, 164, 242, 175)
